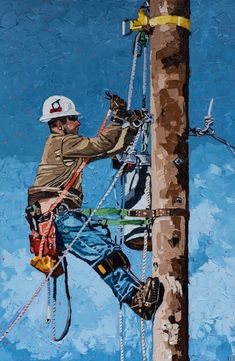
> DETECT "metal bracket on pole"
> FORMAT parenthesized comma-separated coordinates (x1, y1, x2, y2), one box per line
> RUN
(122, 8, 191, 35)
(122, 19, 133, 36)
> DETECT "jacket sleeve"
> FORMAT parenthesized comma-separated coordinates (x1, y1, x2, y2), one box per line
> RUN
(62, 122, 123, 158)
(105, 126, 137, 156)
(62, 122, 138, 159)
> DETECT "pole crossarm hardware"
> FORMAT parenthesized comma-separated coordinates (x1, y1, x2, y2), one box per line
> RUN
(123, 8, 190, 35)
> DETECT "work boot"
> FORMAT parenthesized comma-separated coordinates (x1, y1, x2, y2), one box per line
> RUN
(127, 277, 163, 320)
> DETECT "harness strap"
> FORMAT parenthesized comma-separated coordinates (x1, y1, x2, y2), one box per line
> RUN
(128, 208, 189, 219)
(52, 257, 72, 342)
(98, 219, 150, 226)
(83, 207, 129, 217)
(82, 207, 189, 219)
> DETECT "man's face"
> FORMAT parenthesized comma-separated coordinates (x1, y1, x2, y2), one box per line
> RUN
(64, 116, 81, 135)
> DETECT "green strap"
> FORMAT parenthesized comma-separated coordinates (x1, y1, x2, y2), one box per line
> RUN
(98, 219, 151, 226)
(82, 208, 151, 226)
(82, 208, 128, 217)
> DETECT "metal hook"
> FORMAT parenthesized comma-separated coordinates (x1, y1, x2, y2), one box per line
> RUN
(122, 19, 133, 36)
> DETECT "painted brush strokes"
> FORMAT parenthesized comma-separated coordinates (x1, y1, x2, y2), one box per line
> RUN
(0, 0, 234, 360)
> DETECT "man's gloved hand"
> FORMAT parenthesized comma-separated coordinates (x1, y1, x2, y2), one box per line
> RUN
(127, 109, 147, 129)
(105, 91, 128, 121)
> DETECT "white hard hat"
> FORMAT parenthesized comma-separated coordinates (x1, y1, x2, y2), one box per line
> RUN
(39, 95, 80, 123)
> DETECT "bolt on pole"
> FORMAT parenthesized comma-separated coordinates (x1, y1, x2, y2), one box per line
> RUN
(150, 0, 190, 360)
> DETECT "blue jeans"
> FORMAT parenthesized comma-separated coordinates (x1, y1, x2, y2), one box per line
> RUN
(55, 211, 140, 302)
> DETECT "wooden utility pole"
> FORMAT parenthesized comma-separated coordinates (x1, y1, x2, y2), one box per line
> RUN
(150, 1, 190, 360)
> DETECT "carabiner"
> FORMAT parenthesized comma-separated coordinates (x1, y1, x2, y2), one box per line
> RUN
(122, 19, 133, 36)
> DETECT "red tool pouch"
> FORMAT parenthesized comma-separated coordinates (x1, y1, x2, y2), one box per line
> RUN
(29, 219, 57, 257)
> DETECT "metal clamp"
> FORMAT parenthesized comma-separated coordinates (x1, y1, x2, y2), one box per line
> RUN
(116, 151, 151, 167)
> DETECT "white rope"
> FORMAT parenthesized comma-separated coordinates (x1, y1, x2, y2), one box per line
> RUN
(140, 174, 151, 361)
(118, 174, 126, 358)
(46, 279, 51, 323)
(117, 31, 141, 361)
(0, 278, 48, 342)
(128, 32, 151, 361)
(119, 306, 125, 361)
(145, 175, 151, 210)
(142, 44, 147, 109)
(141, 175, 151, 282)
(119, 176, 125, 247)
(127, 32, 141, 110)
(52, 280, 57, 341)
(140, 318, 147, 361)
(141, 230, 149, 284)
(141, 43, 149, 153)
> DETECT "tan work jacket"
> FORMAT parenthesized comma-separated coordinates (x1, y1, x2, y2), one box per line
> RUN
(28, 122, 136, 211)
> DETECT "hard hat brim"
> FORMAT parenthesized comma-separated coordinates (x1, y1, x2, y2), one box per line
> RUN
(39, 110, 80, 123)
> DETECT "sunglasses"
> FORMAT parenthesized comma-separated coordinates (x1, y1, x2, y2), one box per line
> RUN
(68, 115, 80, 122)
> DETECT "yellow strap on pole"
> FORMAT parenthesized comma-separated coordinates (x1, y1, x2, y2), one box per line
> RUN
(129, 9, 190, 32)
(149, 15, 190, 31)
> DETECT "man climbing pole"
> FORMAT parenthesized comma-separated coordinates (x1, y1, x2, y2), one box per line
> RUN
(26, 94, 163, 320)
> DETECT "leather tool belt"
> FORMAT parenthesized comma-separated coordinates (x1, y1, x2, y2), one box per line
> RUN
(26, 206, 64, 277)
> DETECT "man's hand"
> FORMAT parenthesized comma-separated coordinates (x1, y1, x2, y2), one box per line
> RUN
(105, 91, 128, 120)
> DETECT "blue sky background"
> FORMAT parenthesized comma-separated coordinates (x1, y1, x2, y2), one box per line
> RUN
(0, 0, 235, 360)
